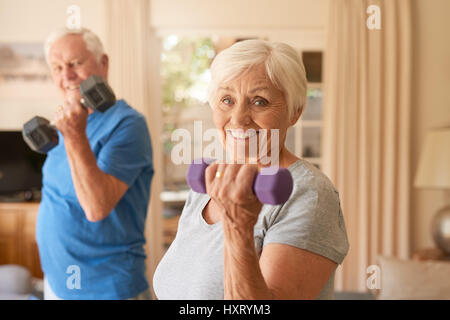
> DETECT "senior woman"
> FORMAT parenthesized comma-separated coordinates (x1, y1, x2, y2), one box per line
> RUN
(153, 39, 349, 300)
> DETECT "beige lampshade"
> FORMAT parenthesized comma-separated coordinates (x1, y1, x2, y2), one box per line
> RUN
(414, 128, 450, 189)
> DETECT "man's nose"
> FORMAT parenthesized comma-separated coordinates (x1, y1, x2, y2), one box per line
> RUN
(230, 102, 251, 127)
(61, 66, 77, 82)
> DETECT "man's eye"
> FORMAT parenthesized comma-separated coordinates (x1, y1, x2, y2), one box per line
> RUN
(221, 97, 233, 105)
(69, 61, 81, 68)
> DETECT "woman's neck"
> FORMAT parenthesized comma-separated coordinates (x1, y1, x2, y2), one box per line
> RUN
(256, 147, 300, 170)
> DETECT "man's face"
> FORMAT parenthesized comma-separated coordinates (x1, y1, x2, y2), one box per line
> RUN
(48, 34, 108, 102)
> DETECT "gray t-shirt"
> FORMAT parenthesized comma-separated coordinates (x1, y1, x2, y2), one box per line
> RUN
(153, 159, 350, 299)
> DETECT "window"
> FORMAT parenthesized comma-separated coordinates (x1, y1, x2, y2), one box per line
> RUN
(286, 51, 323, 169)
(160, 36, 218, 249)
(161, 36, 216, 192)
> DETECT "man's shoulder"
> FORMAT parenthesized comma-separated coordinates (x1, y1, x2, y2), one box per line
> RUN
(110, 99, 146, 121)
(100, 99, 148, 133)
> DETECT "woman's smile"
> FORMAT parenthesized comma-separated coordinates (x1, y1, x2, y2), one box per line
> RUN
(226, 128, 259, 140)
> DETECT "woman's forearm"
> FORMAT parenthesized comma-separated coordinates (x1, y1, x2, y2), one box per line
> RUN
(222, 215, 274, 300)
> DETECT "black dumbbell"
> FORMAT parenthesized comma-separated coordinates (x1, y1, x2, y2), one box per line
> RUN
(22, 75, 116, 154)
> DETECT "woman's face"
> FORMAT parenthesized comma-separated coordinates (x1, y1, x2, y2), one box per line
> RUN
(212, 63, 297, 166)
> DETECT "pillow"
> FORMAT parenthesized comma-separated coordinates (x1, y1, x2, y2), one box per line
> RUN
(377, 255, 450, 300)
(0, 264, 32, 295)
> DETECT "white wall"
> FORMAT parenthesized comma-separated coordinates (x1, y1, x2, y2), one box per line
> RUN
(150, 0, 326, 29)
(149, 0, 327, 50)
(0, 0, 104, 42)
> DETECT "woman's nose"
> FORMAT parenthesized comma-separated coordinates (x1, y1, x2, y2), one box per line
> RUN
(230, 103, 251, 126)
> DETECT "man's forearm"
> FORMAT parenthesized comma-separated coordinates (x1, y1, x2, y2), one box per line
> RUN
(64, 134, 119, 222)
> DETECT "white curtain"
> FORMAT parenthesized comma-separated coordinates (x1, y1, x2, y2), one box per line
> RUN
(103, 0, 164, 294)
(322, 0, 412, 291)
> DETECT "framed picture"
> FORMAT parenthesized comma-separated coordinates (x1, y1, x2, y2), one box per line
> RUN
(0, 43, 60, 130)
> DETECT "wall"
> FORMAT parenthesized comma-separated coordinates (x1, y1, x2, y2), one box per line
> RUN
(0, 0, 105, 129)
(150, 0, 327, 50)
(410, 0, 450, 252)
(150, 0, 326, 30)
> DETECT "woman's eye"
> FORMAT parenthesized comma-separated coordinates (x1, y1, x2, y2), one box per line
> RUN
(254, 98, 268, 106)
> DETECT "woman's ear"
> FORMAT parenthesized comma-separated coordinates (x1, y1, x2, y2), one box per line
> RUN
(289, 106, 303, 126)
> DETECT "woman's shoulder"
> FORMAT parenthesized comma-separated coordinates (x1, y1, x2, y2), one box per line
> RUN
(287, 159, 340, 202)
(256, 158, 343, 229)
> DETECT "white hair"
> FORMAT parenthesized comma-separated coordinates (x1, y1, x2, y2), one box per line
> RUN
(208, 39, 307, 120)
(44, 27, 105, 65)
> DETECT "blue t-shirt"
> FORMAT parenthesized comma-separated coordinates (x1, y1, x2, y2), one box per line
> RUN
(36, 99, 154, 299)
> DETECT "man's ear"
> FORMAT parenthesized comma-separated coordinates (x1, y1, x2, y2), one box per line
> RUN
(100, 54, 109, 75)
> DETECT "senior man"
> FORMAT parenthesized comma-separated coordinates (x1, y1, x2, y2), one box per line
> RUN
(36, 28, 153, 300)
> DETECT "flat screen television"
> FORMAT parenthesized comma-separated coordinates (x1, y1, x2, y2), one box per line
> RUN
(0, 131, 46, 200)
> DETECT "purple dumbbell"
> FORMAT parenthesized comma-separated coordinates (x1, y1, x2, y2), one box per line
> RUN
(186, 158, 294, 205)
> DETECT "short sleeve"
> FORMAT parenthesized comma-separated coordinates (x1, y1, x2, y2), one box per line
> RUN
(97, 115, 153, 186)
(263, 171, 350, 265)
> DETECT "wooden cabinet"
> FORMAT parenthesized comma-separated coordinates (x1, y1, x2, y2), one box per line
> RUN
(0, 202, 43, 278)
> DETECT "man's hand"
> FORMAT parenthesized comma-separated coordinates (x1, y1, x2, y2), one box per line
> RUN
(53, 95, 88, 142)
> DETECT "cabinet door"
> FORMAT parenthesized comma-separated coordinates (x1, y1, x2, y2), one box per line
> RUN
(0, 209, 23, 265)
(0, 205, 43, 278)
(23, 208, 43, 278)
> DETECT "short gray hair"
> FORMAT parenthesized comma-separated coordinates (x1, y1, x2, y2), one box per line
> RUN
(44, 27, 105, 65)
(208, 39, 307, 120)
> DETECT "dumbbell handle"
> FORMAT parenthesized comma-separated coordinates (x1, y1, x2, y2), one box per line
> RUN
(186, 158, 294, 205)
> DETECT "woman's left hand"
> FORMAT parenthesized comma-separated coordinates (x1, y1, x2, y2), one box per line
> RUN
(205, 162, 263, 231)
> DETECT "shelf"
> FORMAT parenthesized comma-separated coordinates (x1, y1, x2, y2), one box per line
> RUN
(160, 189, 190, 202)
